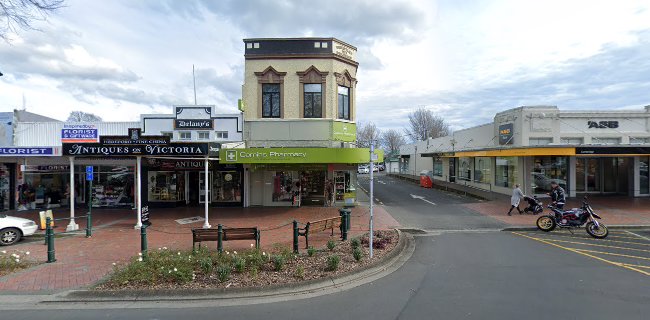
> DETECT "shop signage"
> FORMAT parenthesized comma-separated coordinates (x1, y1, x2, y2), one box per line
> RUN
(221, 148, 383, 164)
(100, 128, 170, 145)
(86, 166, 94, 181)
(0, 147, 59, 156)
(63, 143, 211, 156)
(146, 158, 214, 170)
(576, 147, 650, 155)
(174, 119, 213, 130)
(20, 165, 69, 172)
(332, 121, 357, 142)
(499, 123, 514, 145)
(587, 121, 619, 129)
(141, 205, 151, 226)
(61, 124, 99, 143)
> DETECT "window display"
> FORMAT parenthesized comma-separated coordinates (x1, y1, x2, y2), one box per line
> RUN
(433, 158, 443, 177)
(531, 156, 568, 194)
(272, 171, 295, 202)
(495, 157, 518, 188)
(148, 171, 183, 202)
(474, 157, 491, 184)
(0, 164, 11, 211)
(91, 166, 134, 207)
(213, 171, 241, 202)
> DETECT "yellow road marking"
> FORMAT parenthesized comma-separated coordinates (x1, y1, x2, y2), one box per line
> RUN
(626, 230, 650, 242)
(522, 232, 650, 247)
(621, 263, 650, 269)
(572, 248, 650, 261)
(535, 238, 650, 253)
(512, 232, 650, 276)
(541, 230, 646, 241)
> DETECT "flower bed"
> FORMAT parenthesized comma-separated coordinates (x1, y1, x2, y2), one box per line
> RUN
(96, 229, 398, 290)
(0, 249, 36, 277)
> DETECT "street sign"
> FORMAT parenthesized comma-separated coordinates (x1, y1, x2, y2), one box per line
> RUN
(85, 166, 93, 181)
(371, 153, 379, 161)
(141, 205, 151, 226)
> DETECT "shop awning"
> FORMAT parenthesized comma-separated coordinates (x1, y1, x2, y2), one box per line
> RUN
(576, 146, 650, 156)
(399, 154, 410, 158)
(421, 152, 454, 157)
(454, 147, 575, 157)
(219, 147, 384, 164)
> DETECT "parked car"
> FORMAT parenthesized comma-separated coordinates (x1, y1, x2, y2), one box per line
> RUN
(0, 214, 38, 246)
(373, 165, 379, 172)
(357, 165, 369, 174)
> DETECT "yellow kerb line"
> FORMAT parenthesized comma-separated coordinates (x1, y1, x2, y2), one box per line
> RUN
(511, 232, 650, 276)
(522, 232, 650, 247)
(621, 264, 650, 270)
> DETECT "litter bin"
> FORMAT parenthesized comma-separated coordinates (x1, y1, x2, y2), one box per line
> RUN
(420, 170, 433, 188)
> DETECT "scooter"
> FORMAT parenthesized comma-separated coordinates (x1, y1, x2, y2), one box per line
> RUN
(536, 197, 608, 239)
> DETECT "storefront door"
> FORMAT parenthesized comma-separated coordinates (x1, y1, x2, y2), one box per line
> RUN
(575, 157, 631, 195)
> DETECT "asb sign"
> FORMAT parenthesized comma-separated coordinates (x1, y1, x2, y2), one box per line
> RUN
(221, 148, 384, 164)
(61, 124, 98, 143)
(498, 123, 514, 145)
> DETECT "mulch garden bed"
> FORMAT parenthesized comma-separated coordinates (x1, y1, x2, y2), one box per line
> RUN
(96, 229, 399, 291)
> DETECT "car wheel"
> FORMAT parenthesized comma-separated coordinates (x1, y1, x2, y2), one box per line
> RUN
(0, 228, 22, 246)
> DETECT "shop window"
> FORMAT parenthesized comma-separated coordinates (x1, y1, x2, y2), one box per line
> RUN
(640, 157, 649, 194)
(630, 137, 649, 144)
(262, 84, 281, 118)
(148, 171, 183, 202)
(215, 131, 229, 139)
(529, 137, 552, 146)
(531, 156, 568, 195)
(458, 157, 472, 181)
(212, 171, 241, 202)
(337, 86, 350, 120)
(433, 157, 443, 177)
(0, 164, 11, 211)
(495, 157, 518, 188)
(304, 84, 322, 118)
(198, 132, 210, 140)
(474, 157, 491, 184)
(592, 137, 620, 145)
(179, 131, 191, 140)
(560, 137, 583, 145)
(272, 171, 295, 202)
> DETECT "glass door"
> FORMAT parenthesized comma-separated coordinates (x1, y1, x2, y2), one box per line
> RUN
(198, 172, 213, 204)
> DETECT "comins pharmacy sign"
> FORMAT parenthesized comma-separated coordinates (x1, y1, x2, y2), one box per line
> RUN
(62, 128, 219, 156)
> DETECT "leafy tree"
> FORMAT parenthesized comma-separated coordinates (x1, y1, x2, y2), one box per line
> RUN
(404, 107, 450, 141)
(1, 0, 65, 41)
(381, 129, 406, 154)
(356, 121, 381, 148)
(66, 111, 102, 122)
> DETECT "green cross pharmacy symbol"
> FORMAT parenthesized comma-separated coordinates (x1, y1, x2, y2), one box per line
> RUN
(226, 150, 237, 162)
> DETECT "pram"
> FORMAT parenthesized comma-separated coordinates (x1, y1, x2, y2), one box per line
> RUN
(523, 195, 543, 215)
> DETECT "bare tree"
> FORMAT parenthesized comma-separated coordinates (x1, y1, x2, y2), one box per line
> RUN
(404, 107, 450, 141)
(381, 129, 406, 154)
(356, 121, 381, 148)
(67, 111, 102, 122)
(1, 0, 65, 41)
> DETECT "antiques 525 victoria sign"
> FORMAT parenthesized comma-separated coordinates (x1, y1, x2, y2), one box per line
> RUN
(62, 143, 215, 156)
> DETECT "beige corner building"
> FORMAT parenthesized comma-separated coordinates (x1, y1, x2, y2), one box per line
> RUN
(220, 38, 383, 207)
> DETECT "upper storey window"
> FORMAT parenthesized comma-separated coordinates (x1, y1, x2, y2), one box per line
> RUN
(262, 84, 281, 118)
(304, 84, 322, 118)
(255, 66, 286, 119)
(337, 86, 350, 120)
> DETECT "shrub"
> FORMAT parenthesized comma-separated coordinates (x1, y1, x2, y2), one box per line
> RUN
(294, 265, 305, 279)
(0, 251, 32, 276)
(327, 240, 336, 251)
(233, 257, 246, 273)
(327, 255, 341, 271)
(272, 255, 286, 271)
(216, 265, 231, 282)
(351, 238, 361, 250)
(353, 248, 363, 261)
(249, 265, 259, 278)
(272, 243, 294, 260)
(199, 256, 214, 274)
(245, 250, 266, 269)
(307, 246, 316, 257)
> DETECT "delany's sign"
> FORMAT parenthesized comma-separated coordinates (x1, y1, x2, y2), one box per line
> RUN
(174, 119, 213, 130)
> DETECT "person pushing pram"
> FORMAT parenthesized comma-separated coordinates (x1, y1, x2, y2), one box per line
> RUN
(522, 195, 543, 215)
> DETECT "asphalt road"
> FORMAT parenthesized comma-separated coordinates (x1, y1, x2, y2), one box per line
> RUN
(358, 172, 507, 230)
(4, 175, 649, 319)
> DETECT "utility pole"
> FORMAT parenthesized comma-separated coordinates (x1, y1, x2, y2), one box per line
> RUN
(369, 141, 376, 258)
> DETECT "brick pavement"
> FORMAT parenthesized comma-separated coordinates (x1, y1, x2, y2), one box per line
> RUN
(462, 196, 650, 227)
(0, 205, 400, 292)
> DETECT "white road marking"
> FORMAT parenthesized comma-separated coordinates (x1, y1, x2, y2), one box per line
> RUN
(410, 194, 437, 205)
(626, 230, 650, 242)
(378, 180, 386, 185)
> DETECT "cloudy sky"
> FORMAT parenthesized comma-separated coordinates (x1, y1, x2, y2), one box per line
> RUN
(1, 0, 650, 133)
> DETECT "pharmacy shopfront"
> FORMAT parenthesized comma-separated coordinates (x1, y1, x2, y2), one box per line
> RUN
(221, 148, 383, 207)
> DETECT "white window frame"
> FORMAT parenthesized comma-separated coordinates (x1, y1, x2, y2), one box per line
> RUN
(560, 137, 583, 145)
(215, 131, 229, 139)
(197, 132, 210, 140)
(592, 137, 620, 145)
(179, 131, 192, 141)
(529, 137, 553, 146)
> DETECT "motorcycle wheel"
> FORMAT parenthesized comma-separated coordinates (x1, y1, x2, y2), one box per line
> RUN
(536, 215, 556, 232)
(586, 221, 608, 239)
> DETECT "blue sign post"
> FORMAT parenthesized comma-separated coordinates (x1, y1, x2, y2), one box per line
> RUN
(85, 166, 93, 237)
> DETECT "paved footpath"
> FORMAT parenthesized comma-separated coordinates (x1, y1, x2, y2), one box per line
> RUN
(463, 196, 650, 227)
(0, 205, 400, 292)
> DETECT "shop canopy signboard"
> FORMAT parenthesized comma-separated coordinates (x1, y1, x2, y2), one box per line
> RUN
(0, 147, 60, 156)
(61, 124, 98, 143)
(221, 148, 383, 164)
(332, 121, 357, 142)
(62, 128, 220, 157)
(576, 147, 650, 155)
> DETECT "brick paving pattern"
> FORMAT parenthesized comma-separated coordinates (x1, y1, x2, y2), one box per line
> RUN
(0, 205, 400, 292)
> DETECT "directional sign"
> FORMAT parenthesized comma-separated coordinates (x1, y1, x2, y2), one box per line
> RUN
(85, 166, 94, 181)
(410, 194, 437, 206)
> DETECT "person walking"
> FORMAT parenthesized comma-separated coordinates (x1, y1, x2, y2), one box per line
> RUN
(508, 184, 525, 216)
(324, 179, 334, 207)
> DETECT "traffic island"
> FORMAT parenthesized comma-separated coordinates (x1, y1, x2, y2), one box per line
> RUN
(55, 229, 410, 303)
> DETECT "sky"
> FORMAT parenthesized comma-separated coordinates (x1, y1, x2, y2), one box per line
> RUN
(1, 0, 650, 134)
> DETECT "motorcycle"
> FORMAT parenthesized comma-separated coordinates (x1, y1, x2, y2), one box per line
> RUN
(535, 197, 608, 239)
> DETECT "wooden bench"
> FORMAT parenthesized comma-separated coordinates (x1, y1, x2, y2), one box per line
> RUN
(192, 227, 260, 251)
(297, 216, 342, 249)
